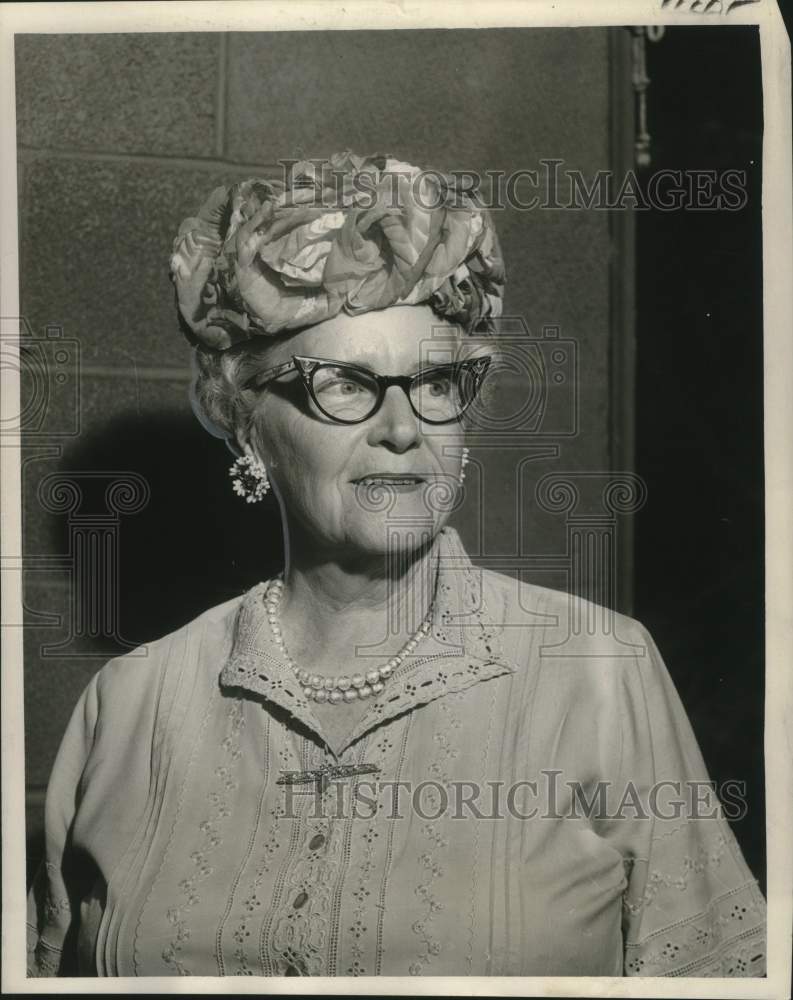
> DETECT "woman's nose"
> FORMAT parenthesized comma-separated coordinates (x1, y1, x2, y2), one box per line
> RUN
(366, 385, 421, 452)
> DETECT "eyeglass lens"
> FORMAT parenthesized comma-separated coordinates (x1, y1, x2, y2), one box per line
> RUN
(310, 364, 480, 423)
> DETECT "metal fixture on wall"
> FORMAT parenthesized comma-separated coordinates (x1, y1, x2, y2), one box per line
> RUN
(631, 26, 666, 168)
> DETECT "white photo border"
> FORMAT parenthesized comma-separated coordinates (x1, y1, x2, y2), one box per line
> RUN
(1, 2, 790, 996)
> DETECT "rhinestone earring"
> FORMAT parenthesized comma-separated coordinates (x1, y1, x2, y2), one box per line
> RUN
(229, 453, 270, 503)
(458, 446, 470, 486)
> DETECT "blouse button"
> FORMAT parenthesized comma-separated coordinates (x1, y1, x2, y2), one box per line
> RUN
(293, 891, 309, 909)
(308, 833, 325, 850)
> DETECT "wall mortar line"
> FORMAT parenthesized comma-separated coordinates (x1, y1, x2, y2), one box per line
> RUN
(17, 145, 284, 174)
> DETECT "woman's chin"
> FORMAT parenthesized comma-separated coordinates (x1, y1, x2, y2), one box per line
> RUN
(341, 512, 446, 560)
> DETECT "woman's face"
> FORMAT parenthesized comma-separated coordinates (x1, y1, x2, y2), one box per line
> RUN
(239, 305, 481, 560)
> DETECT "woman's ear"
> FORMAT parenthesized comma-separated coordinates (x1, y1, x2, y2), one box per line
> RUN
(225, 439, 242, 461)
(234, 425, 274, 469)
(233, 428, 256, 461)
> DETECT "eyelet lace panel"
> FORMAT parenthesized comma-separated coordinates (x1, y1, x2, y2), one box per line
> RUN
(220, 584, 323, 738)
(335, 717, 414, 976)
(407, 692, 462, 975)
(343, 802, 379, 975)
(27, 860, 73, 976)
(26, 929, 64, 978)
(624, 880, 766, 976)
(269, 819, 343, 977)
(157, 698, 246, 976)
(623, 832, 731, 917)
(466, 678, 499, 973)
(226, 733, 294, 976)
(266, 744, 358, 977)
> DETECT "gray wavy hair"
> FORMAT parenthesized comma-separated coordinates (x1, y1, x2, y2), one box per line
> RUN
(190, 343, 275, 452)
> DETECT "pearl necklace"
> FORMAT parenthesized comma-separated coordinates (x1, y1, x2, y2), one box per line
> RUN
(264, 576, 433, 705)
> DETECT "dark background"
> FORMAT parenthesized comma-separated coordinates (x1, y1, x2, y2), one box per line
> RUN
(15, 26, 766, 893)
(633, 25, 765, 891)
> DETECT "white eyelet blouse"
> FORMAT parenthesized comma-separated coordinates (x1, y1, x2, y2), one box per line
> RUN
(26, 527, 766, 978)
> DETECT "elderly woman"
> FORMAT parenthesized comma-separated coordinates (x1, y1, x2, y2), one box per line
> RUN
(27, 151, 765, 978)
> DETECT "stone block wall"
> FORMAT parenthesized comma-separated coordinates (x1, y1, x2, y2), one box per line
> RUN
(15, 29, 628, 850)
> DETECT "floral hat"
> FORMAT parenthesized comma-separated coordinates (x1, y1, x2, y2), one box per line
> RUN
(170, 151, 505, 351)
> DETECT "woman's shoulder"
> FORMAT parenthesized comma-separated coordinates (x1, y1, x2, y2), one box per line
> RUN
(476, 565, 672, 718)
(478, 569, 690, 763)
(479, 565, 652, 653)
(91, 591, 248, 708)
(444, 528, 649, 650)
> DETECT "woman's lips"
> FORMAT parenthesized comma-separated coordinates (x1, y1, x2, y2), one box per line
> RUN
(352, 475, 426, 493)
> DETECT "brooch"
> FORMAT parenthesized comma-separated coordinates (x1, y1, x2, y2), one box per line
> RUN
(276, 762, 381, 787)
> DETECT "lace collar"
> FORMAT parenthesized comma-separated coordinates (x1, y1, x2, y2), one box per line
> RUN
(219, 526, 517, 756)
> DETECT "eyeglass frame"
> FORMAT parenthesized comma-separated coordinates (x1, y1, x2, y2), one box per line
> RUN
(242, 353, 493, 425)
